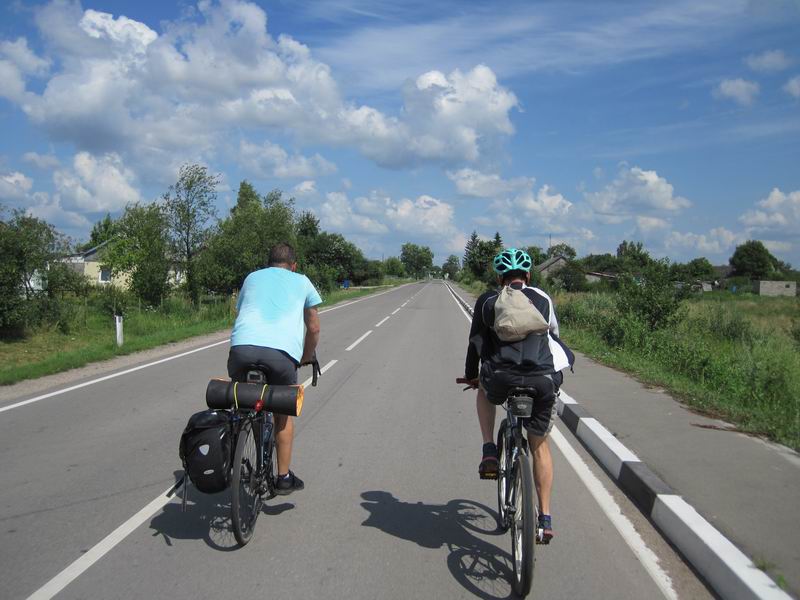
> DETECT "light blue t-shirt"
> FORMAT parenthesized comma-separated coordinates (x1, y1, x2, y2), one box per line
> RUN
(230, 267, 323, 363)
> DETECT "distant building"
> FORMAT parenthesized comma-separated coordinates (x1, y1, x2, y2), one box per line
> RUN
(584, 271, 618, 284)
(535, 255, 568, 279)
(62, 240, 129, 287)
(753, 280, 796, 297)
(712, 265, 734, 281)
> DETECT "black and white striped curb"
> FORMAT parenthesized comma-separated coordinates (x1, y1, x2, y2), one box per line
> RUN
(444, 281, 790, 600)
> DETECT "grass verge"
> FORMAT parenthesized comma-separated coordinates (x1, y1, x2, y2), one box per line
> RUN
(0, 282, 416, 386)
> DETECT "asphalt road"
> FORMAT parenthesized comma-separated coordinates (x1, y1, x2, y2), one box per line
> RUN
(1, 282, 714, 599)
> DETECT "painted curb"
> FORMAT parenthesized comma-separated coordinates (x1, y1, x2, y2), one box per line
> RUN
(444, 281, 791, 600)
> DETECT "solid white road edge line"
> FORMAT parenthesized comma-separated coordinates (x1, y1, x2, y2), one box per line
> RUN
(2, 284, 419, 415)
(447, 283, 676, 598)
(28, 359, 342, 600)
(375, 316, 390, 327)
(26, 484, 177, 600)
(550, 427, 678, 600)
(0, 339, 230, 415)
(444, 283, 472, 322)
(345, 330, 373, 352)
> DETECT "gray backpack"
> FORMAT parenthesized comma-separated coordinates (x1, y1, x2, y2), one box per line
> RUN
(493, 286, 549, 342)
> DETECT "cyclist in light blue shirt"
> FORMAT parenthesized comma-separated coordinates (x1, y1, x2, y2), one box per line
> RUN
(227, 243, 322, 495)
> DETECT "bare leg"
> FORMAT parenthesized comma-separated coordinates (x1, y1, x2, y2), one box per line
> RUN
(274, 414, 293, 475)
(529, 434, 553, 515)
(476, 388, 496, 444)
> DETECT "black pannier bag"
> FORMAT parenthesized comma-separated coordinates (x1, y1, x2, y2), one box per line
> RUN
(179, 409, 232, 494)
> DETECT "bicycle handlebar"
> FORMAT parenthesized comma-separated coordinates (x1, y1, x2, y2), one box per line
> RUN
(456, 377, 479, 391)
(301, 352, 322, 387)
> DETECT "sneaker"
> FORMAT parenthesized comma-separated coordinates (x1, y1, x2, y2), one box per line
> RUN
(275, 471, 305, 495)
(479, 443, 499, 480)
(537, 514, 553, 544)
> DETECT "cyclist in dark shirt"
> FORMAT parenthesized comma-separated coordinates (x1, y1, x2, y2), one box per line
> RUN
(462, 248, 574, 542)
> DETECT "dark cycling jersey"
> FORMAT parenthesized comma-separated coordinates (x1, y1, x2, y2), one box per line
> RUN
(464, 282, 574, 380)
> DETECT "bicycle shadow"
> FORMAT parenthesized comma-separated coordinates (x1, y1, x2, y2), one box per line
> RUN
(148, 471, 294, 551)
(360, 491, 515, 600)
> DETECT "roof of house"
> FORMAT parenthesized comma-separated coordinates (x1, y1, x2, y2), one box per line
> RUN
(534, 254, 567, 272)
(65, 239, 113, 261)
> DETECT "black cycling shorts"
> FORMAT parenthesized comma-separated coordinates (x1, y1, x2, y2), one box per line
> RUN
(227, 345, 298, 385)
(480, 364, 562, 437)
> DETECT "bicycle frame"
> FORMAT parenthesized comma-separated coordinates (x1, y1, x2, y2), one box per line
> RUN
(498, 405, 528, 528)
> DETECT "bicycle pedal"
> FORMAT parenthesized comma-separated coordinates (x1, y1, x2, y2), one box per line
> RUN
(479, 472, 498, 480)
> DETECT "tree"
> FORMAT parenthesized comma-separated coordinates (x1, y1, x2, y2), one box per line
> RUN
(464, 231, 480, 274)
(231, 181, 260, 214)
(616, 240, 651, 272)
(77, 213, 117, 252)
(729, 240, 778, 279)
(400, 243, 434, 278)
(304, 232, 365, 287)
(525, 246, 547, 267)
(384, 256, 406, 278)
(685, 257, 715, 282)
(199, 186, 296, 294)
(493, 231, 503, 251)
(104, 203, 172, 306)
(580, 253, 620, 274)
(163, 164, 220, 304)
(296, 210, 320, 238)
(547, 243, 576, 261)
(555, 261, 587, 292)
(616, 259, 686, 330)
(442, 255, 460, 279)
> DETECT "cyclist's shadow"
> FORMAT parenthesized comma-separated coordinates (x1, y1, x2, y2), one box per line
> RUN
(360, 491, 514, 600)
(149, 471, 294, 551)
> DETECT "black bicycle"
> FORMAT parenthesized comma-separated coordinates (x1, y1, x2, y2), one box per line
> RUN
(230, 357, 321, 546)
(495, 388, 539, 597)
(457, 378, 539, 597)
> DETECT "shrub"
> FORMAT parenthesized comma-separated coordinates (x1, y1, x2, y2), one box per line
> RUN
(616, 260, 687, 330)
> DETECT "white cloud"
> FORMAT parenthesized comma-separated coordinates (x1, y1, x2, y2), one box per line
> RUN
(447, 168, 531, 198)
(385, 194, 457, 236)
(292, 180, 317, 196)
(0, 171, 34, 201)
(319, 191, 388, 234)
(784, 76, 800, 98)
(585, 165, 690, 222)
(26, 191, 92, 230)
(11, 2, 519, 176)
(23, 151, 61, 170)
(239, 140, 337, 179)
(635, 216, 670, 232)
(745, 49, 792, 72)
(714, 78, 760, 106)
(0, 37, 50, 75)
(53, 152, 141, 212)
(740, 187, 800, 235)
(666, 227, 739, 256)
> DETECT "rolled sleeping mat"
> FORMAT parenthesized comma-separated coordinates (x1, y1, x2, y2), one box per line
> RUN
(205, 379, 304, 416)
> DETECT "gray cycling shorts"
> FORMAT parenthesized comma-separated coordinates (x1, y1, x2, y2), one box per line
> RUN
(227, 345, 298, 385)
(480, 365, 561, 437)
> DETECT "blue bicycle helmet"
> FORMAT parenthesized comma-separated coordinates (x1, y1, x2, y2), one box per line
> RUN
(493, 247, 532, 275)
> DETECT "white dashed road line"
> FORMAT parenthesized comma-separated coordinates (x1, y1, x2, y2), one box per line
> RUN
(345, 330, 373, 352)
(375, 316, 390, 327)
(391, 308, 401, 315)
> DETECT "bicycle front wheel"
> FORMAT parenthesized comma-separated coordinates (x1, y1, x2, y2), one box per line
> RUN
(510, 452, 535, 597)
(231, 420, 262, 546)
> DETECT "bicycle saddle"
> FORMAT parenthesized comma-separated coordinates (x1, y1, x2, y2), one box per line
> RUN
(507, 387, 538, 399)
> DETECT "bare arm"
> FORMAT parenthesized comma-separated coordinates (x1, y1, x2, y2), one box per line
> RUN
(300, 306, 320, 364)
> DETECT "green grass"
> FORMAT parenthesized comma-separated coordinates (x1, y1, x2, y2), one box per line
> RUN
(0, 282, 415, 386)
(557, 291, 800, 450)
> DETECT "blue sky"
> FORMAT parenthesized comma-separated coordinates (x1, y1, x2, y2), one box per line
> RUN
(1, 0, 799, 265)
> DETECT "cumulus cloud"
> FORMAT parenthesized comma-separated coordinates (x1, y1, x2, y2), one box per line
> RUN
(740, 187, 800, 235)
(239, 140, 336, 179)
(8, 1, 519, 176)
(714, 78, 760, 106)
(784, 76, 800, 98)
(585, 165, 690, 222)
(26, 191, 92, 230)
(23, 151, 61, 170)
(292, 180, 317, 196)
(666, 227, 739, 256)
(0, 171, 34, 201)
(319, 191, 388, 235)
(0, 37, 50, 75)
(745, 49, 792, 72)
(53, 152, 141, 212)
(635, 216, 670, 232)
(447, 168, 531, 198)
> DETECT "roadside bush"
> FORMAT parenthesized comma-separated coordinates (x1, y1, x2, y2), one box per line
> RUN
(92, 285, 131, 317)
(616, 260, 687, 330)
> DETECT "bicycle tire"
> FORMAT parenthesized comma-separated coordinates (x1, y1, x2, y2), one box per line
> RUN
(510, 452, 535, 597)
(231, 419, 262, 546)
(496, 419, 510, 531)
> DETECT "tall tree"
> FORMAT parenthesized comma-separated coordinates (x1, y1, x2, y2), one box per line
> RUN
(525, 245, 546, 266)
(493, 231, 503, 250)
(400, 243, 434, 278)
(163, 164, 219, 304)
(104, 203, 171, 306)
(729, 240, 778, 279)
(384, 256, 406, 278)
(77, 213, 117, 252)
(547, 242, 576, 260)
(442, 255, 460, 279)
(231, 180, 260, 214)
(616, 240, 651, 271)
(296, 210, 320, 238)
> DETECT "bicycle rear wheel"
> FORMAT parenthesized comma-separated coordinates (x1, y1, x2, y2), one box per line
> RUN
(510, 452, 535, 597)
(231, 419, 262, 546)
(496, 419, 510, 531)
